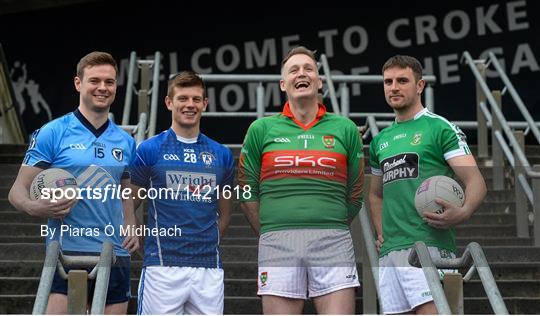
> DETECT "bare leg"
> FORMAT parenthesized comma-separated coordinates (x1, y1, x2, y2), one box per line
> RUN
(313, 288, 355, 314)
(45, 294, 67, 314)
(262, 295, 304, 314)
(415, 301, 437, 315)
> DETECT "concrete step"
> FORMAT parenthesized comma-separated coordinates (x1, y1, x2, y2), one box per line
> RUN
(1, 276, 538, 299)
(1, 243, 539, 263)
(0, 164, 21, 176)
(1, 294, 539, 314)
(456, 236, 532, 246)
(1, 259, 539, 281)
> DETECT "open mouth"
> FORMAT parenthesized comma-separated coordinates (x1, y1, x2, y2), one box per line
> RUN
(182, 111, 197, 117)
(94, 95, 108, 100)
(294, 81, 310, 89)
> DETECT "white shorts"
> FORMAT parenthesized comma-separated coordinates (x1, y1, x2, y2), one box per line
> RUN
(378, 247, 455, 314)
(137, 266, 224, 315)
(257, 229, 360, 299)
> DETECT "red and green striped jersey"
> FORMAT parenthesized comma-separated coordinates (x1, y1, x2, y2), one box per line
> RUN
(238, 102, 364, 234)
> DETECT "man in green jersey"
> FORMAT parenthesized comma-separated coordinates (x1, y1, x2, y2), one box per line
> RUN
(368, 55, 487, 314)
(238, 46, 364, 314)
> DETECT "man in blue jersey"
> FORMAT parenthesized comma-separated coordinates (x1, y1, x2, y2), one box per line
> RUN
(131, 70, 234, 314)
(9, 51, 139, 314)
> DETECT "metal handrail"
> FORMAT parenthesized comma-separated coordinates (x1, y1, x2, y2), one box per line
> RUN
(409, 241, 509, 314)
(121, 51, 136, 126)
(319, 54, 340, 115)
(487, 52, 540, 144)
(32, 241, 60, 314)
(32, 241, 115, 314)
(90, 242, 114, 314)
(462, 51, 540, 179)
(148, 52, 161, 137)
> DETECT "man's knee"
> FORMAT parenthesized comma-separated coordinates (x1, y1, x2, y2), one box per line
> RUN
(313, 287, 355, 314)
(262, 295, 304, 314)
(46, 293, 68, 314)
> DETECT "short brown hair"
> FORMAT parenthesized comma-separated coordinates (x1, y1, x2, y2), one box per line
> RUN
(168, 70, 206, 98)
(382, 55, 423, 82)
(76, 51, 118, 79)
(281, 46, 318, 74)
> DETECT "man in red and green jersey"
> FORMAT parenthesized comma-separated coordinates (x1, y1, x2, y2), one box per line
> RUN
(369, 55, 487, 314)
(238, 46, 364, 314)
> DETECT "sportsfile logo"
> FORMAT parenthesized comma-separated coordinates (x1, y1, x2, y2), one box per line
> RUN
(166, 171, 216, 192)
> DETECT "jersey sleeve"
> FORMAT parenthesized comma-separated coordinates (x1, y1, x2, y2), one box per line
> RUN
(23, 124, 57, 169)
(440, 122, 471, 160)
(237, 120, 264, 202)
(122, 137, 137, 179)
(368, 136, 382, 176)
(221, 147, 235, 187)
(345, 120, 364, 219)
(130, 141, 154, 188)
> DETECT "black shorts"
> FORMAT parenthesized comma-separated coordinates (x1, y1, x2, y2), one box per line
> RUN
(50, 252, 131, 304)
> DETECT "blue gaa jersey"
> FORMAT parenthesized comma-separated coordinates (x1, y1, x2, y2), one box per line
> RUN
(24, 109, 136, 257)
(131, 128, 235, 268)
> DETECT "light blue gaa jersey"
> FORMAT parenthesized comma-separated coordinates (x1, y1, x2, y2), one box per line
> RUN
(24, 109, 136, 257)
(131, 128, 235, 269)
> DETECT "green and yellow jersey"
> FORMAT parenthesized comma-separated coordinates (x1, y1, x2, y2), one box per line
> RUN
(369, 108, 471, 257)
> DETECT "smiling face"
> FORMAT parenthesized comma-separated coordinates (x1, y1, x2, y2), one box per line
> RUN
(166, 85, 207, 132)
(280, 53, 322, 103)
(383, 66, 425, 112)
(75, 64, 117, 113)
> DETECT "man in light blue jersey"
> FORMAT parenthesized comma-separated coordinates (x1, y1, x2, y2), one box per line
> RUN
(131, 70, 234, 314)
(9, 51, 139, 314)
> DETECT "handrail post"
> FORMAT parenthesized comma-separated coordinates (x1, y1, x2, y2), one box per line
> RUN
(491, 90, 505, 191)
(67, 270, 88, 314)
(148, 51, 161, 137)
(340, 84, 350, 117)
(476, 63, 489, 158)
(533, 165, 540, 246)
(513, 130, 529, 237)
(122, 51, 137, 126)
(356, 178, 378, 314)
(468, 243, 509, 314)
(256, 82, 264, 118)
(319, 54, 340, 115)
(33, 241, 60, 315)
(138, 61, 151, 122)
(90, 241, 114, 314)
(424, 84, 435, 113)
(410, 242, 452, 314)
(443, 273, 464, 314)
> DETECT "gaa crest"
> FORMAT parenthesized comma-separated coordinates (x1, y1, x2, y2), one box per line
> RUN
(260, 271, 268, 287)
(322, 135, 335, 148)
(112, 148, 123, 161)
(200, 152, 215, 167)
(411, 132, 422, 145)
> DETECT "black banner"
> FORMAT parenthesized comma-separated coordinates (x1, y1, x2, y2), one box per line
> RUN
(1, 0, 538, 144)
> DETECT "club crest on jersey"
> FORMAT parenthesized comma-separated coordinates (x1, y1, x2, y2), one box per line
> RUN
(260, 271, 268, 287)
(322, 135, 335, 148)
(200, 152, 215, 167)
(411, 132, 422, 145)
(112, 148, 123, 162)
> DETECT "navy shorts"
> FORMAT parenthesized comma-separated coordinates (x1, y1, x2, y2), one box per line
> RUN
(50, 252, 131, 304)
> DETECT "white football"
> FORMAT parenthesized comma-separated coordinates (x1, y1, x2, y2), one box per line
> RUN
(30, 168, 78, 200)
(414, 175, 465, 216)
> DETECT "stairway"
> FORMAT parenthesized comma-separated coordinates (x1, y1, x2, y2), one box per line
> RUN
(0, 144, 539, 314)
